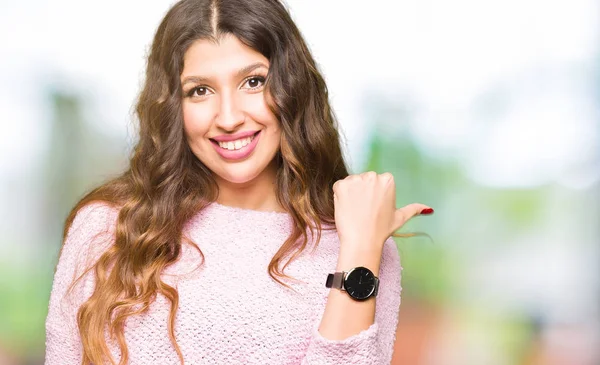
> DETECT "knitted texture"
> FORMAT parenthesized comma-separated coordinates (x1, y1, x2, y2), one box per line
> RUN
(45, 202, 403, 364)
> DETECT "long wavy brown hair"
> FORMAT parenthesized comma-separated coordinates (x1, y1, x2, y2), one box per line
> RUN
(60, 0, 350, 364)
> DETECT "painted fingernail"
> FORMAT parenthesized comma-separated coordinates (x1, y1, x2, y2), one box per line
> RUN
(420, 208, 434, 215)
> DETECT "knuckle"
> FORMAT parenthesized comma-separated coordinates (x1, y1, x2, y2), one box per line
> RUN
(361, 171, 376, 181)
(408, 203, 422, 216)
(381, 173, 395, 187)
(380, 172, 393, 181)
(347, 174, 359, 183)
(332, 180, 340, 191)
(380, 172, 394, 183)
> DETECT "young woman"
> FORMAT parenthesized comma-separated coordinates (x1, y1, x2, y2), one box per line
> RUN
(45, 0, 433, 364)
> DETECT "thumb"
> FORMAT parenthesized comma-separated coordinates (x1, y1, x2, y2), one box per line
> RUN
(393, 203, 434, 231)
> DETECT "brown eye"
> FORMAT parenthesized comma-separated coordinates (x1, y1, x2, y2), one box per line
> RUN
(243, 76, 265, 90)
(189, 87, 208, 97)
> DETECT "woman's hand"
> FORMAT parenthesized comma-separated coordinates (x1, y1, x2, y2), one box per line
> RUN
(332, 171, 433, 271)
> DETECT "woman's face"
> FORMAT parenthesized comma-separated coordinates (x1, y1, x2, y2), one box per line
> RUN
(181, 34, 281, 185)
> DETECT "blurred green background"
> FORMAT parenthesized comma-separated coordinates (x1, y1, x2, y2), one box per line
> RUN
(1, 1, 598, 364)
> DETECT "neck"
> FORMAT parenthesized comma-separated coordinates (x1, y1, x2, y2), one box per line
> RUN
(214, 162, 284, 213)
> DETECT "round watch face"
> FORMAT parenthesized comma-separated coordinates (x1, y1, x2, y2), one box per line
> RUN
(344, 267, 376, 301)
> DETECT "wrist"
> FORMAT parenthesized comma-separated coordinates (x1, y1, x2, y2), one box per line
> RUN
(336, 248, 382, 276)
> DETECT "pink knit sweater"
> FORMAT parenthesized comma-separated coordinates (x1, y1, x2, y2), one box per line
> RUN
(45, 202, 402, 364)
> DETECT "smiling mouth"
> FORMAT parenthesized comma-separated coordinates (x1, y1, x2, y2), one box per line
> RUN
(210, 131, 260, 151)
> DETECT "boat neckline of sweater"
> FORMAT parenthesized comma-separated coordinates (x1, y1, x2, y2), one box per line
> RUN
(208, 201, 292, 218)
(205, 201, 337, 229)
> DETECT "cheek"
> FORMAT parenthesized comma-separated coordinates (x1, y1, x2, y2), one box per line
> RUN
(182, 103, 212, 142)
(247, 94, 279, 128)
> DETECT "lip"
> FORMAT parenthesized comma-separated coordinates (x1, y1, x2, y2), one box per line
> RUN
(210, 130, 259, 142)
(210, 130, 261, 161)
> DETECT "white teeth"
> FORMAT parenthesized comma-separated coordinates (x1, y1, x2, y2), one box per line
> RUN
(217, 135, 255, 151)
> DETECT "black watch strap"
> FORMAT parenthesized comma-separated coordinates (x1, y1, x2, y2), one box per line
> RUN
(325, 272, 345, 290)
(373, 277, 380, 296)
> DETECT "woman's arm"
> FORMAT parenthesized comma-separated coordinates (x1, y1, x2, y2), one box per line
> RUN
(301, 172, 430, 364)
(317, 238, 382, 341)
(301, 237, 402, 365)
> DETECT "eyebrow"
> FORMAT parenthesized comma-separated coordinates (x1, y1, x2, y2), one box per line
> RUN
(181, 62, 269, 86)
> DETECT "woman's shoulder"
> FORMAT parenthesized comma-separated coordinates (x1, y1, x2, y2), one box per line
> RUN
(68, 201, 120, 235)
(61, 202, 120, 267)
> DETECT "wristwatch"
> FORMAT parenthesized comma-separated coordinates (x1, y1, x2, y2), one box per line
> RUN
(325, 266, 379, 301)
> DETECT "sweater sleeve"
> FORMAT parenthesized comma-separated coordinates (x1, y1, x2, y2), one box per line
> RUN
(301, 237, 403, 365)
(45, 203, 118, 365)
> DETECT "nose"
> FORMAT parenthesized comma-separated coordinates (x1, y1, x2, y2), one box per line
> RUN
(215, 92, 244, 131)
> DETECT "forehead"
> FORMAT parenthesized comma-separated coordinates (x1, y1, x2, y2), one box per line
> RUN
(181, 34, 269, 78)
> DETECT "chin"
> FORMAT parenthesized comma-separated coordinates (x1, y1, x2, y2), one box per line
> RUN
(221, 173, 260, 185)
(213, 165, 265, 185)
